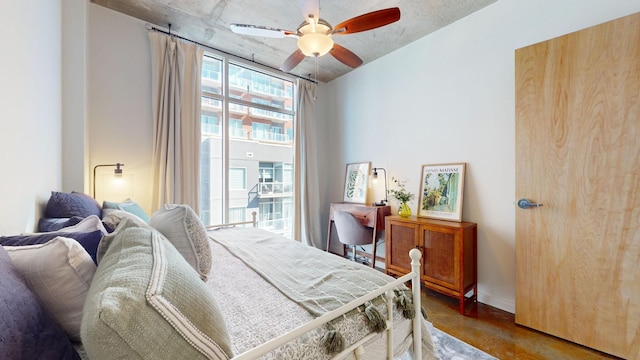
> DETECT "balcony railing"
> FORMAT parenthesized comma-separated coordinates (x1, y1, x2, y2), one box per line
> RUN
(252, 131, 291, 143)
(257, 182, 293, 196)
(251, 107, 291, 121)
(202, 123, 221, 135)
(228, 78, 291, 99)
(201, 124, 246, 138)
(202, 126, 290, 143)
(230, 127, 248, 138)
(202, 68, 221, 82)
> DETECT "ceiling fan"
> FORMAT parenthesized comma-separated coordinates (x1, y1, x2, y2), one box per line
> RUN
(230, 1, 401, 73)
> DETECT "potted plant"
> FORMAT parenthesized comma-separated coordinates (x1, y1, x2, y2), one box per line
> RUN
(388, 177, 415, 217)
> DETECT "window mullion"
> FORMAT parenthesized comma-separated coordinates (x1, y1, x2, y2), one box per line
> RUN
(222, 57, 230, 224)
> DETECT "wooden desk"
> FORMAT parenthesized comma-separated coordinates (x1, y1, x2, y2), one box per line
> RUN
(326, 203, 391, 268)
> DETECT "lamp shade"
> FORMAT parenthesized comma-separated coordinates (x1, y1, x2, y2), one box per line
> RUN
(297, 33, 334, 57)
(297, 20, 334, 57)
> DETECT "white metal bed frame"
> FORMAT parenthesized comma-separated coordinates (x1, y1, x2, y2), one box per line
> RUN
(206, 213, 423, 360)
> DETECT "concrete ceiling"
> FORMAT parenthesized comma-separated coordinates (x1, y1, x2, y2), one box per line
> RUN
(91, 0, 497, 83)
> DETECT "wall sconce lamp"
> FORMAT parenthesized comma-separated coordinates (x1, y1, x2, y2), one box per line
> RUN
(372, 167, 388, 206)
(93, 163, 124, 198)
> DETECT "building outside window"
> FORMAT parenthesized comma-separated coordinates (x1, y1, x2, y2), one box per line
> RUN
(200, 54, 295, 237)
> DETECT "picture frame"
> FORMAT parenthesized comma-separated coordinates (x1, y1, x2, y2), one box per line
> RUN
(418, 163, 466, 221)
(343, 162, 371, 204)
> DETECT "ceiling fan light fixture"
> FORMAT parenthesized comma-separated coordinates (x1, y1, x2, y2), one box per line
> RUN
(297, 33, 334, 57)
(231, 7, 400, 71)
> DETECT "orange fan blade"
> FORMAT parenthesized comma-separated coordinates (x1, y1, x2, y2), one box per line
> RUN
(333, 7, 400, 35)
(330, 44, 363, 68)
(280, 49, 306, 72)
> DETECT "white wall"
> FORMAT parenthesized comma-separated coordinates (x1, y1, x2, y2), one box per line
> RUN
(62, 0, 88, 193)
(81, 0, 639, 312)
(0, 1, 63, 234)
(321, 0, 640, 312)
(87, 4, 154, 213)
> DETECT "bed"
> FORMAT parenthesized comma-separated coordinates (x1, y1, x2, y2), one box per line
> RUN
(1, 195, 438, 359)
(202, 216, 438, 360)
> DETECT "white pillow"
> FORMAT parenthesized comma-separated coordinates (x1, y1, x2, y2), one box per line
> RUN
(21, 215, 108, 236)
(102, 208, 149, 233)
(150, 204, 212, 281)
(4, 237, 97, 341)
(57, 214, 109, 235)
(97, 209, 155, 263)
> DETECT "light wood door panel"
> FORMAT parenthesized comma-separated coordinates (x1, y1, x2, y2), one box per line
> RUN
(515, 12, 640, 359)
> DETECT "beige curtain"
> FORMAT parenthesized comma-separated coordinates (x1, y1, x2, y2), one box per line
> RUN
(148, 32, 204, 213)
(294, 79, 322, 248)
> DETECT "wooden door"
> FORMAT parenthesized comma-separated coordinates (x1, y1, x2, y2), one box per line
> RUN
(515, 12, 640, 359)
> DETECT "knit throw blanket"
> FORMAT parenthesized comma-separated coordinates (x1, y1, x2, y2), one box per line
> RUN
(208, 227, 395, 318)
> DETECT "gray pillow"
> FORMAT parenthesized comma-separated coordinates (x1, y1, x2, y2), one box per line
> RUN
(81, 220, 232, 359)
(150, 204, 212, 281)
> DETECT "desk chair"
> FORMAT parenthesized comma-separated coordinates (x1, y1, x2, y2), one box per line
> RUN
(333, 210, 375, 266)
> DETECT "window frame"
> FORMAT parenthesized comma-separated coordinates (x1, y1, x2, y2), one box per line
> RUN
(200, 51, 297, 228)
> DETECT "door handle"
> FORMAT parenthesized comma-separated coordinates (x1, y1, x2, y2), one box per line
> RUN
(517, 198, 543, 209)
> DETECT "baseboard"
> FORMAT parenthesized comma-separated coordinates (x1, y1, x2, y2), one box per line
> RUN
(477, 291, 515, 314)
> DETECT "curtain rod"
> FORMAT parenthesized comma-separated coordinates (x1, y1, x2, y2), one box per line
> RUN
(146, 24, 318, 85)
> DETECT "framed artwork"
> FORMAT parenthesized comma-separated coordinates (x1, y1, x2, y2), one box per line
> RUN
(343, 162, 371, 204)
(418, 163, 466, 221)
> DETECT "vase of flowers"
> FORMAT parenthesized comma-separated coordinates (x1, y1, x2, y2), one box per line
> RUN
(398, 202, 412, 217)
(388, 177, 415, 218)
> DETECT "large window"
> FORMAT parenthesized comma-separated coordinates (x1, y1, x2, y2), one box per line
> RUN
(199, 55, 295, 238)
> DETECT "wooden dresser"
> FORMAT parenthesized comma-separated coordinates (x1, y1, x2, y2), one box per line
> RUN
(385, 215, 477, 315)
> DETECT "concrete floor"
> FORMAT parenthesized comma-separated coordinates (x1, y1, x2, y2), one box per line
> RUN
(338, 247, 621, 360)
(422, 289, 621, 360)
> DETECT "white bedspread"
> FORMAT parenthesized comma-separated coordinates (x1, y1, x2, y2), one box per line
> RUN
(206, 230, 438, 360)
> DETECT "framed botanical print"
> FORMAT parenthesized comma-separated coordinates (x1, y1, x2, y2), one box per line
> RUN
(418, 163, 466, 221)
(343, 162, 371, 204)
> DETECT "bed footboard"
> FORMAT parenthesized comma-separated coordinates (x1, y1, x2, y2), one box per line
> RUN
(231, 248, 423, 360)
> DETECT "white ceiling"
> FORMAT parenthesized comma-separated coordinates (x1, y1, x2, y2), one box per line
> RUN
(91, 0, 497, 82)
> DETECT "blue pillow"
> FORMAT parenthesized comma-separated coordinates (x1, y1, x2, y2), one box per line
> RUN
(0, 246, 80, 359)
(103, 199, 150, 223)
(0, 230, 103, 265)
(45, 191, 102, 218)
